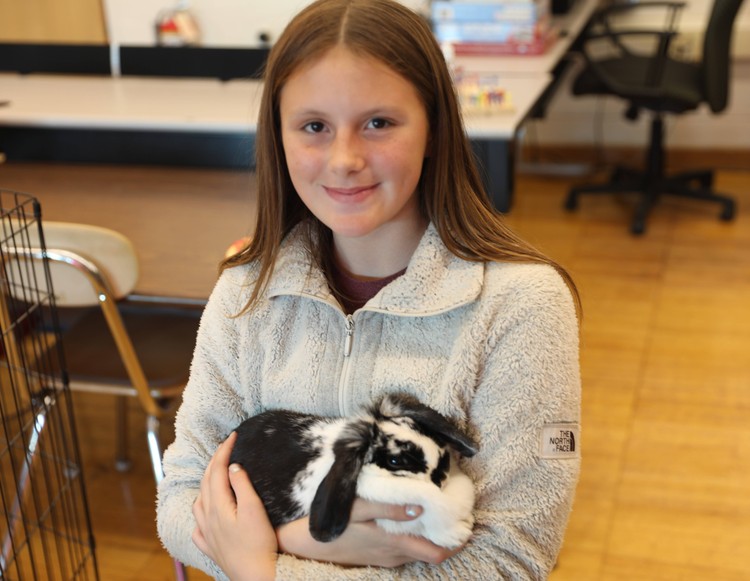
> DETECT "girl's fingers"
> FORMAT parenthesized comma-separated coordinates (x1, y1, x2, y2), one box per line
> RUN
(192, 493, 204, 525)
(228, 463, 268, 520)
(349, 498, 422, 523)
(193, 432, 239, 542)
(202, 432, 238, 510)
(191, 526, 209, 556)
(227, 463, 250, 501)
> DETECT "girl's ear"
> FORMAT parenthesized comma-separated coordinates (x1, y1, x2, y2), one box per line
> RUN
(308, 421, 375, 542)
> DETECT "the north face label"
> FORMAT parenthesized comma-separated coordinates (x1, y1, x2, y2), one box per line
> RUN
(539, 423, 580, 459)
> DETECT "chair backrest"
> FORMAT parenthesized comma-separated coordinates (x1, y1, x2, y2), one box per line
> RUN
(17, 222, 139, 307)
(702, 0, 745, 113)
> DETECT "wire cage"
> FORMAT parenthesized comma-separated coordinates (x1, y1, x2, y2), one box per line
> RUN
(0, 190, 98, 580)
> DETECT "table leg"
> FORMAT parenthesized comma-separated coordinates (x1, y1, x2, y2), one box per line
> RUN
(471, 138, 514, 213)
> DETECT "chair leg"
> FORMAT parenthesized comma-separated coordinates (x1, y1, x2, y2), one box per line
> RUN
(115, 396, 132, 471)
(147, 415, 190, 581)
(565, 179, 642, 211)
(673, 169, 713, 188)
(146, 415, 166, 485)
(631, 190, 659, 235)
(565, 114, 736, 233)
(662, 179, 737, 220)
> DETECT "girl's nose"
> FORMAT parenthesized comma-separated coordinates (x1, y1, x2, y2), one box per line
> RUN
(329, 131, 366, 175)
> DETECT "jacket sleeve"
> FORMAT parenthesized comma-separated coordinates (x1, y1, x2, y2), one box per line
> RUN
(452, 265, 582, 578)
(156, 268, 255, 580)
(272, 266, 581, 580)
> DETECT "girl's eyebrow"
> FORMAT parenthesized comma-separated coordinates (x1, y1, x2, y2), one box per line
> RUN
(362, 106, 404, 117)
(286, 106, 405, 119)
(284, 108, 327, 119)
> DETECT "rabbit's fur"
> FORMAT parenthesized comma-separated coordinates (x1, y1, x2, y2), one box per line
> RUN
(229, 393, 478, 548)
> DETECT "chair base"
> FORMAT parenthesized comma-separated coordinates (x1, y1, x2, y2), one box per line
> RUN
(565, 165, 736, 235)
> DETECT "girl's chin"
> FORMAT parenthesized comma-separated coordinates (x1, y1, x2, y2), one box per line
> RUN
(328, 223, 379, 240)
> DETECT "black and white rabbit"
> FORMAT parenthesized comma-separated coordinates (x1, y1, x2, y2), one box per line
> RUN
(228, 393, 479, 549)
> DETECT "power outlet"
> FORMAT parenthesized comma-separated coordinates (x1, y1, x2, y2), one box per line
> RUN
(671, 25, 750, 62)
(733, 26, 750, 60)
(671, 30, 701, 61)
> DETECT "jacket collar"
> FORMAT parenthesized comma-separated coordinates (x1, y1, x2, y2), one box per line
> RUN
(267, 223, 483, 316)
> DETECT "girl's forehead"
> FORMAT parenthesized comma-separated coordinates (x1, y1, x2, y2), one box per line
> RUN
(287, 45, 395, 83)
(278, 45, 424, 110)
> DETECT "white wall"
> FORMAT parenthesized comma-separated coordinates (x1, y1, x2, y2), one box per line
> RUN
(530, 62, 750, 151)
(100, 0, 750, 50)
(532, 0, 750, 152)
(100, 0, 750, 152)
(101, 0, 429, 47)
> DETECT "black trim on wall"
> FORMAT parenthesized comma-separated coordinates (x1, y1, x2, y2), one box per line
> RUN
(0, 43, 111, 75)
(0, 127, 256, 169)
(0, 44, 267, 166)
(119, 46, 269, 80)
(0, 43, 269, 80)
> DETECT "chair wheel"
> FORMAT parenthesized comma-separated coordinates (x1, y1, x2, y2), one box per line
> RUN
(115, 459, 133, 472)
(630, 219, 646, 235)
(564, 193, 578, 211)
(720, 201, 735, 221)
(696, 175, 713, 188)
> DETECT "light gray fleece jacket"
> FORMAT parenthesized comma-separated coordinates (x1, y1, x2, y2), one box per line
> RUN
(157, 223, 581, 580)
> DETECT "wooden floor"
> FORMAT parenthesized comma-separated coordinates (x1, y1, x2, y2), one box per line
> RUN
(1, 161, 748, 580)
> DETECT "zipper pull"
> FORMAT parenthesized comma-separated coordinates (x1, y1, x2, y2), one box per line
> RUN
(344, 315, 355, 357)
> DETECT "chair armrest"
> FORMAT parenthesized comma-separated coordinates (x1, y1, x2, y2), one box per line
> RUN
(582, 30, 680, 46)
(582, 30, 684, 98)
(592, 1, 686, 22)
(588, 0, 684, 59)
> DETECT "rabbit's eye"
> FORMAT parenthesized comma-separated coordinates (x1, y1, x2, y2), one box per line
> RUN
(373, 442, 428, 474)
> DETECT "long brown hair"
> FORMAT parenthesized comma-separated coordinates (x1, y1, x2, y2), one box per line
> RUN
(222, 0, 580, 315)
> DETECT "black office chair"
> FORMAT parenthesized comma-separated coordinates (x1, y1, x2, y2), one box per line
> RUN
(564, 0, 743, 234)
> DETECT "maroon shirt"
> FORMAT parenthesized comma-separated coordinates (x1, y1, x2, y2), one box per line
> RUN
(331, 262, 406, 314)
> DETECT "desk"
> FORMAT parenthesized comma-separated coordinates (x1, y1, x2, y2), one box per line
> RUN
(457, 0, 599, 209)
(0, 72, 551, 210)
(0, 0, 598, 212)
(0, 75, 262, 133)
(455, 0, 599, 76)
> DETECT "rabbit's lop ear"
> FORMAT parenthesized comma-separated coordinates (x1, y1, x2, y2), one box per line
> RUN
(383, 394, 479, 458)
(309, 420, 374, 542)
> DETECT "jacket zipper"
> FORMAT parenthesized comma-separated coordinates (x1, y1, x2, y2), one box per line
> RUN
(338, 314, 355, 414)
(343, 314, 355, 357)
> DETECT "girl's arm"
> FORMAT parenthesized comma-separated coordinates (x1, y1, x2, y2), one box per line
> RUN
(276, 501, 461, 567)
(157, 269, 254, 579)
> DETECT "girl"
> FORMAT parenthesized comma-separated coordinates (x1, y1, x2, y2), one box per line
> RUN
(157, 0, 581, 579)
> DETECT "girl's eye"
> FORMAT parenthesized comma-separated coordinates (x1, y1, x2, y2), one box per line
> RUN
(367, 118, 391, 130)
(303, 121, 325, 133)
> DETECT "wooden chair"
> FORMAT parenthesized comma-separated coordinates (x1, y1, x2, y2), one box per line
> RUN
(5, 220, 199, 581)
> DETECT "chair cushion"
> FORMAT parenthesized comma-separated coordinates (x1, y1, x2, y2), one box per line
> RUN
(573, 55, 704, 113)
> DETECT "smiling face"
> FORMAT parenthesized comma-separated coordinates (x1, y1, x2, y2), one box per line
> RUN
(279, 45, 430, 267)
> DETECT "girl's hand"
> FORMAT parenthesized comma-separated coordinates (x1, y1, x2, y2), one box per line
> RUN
(276, 499, 462, 568)
(192, 432, 278, 581)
